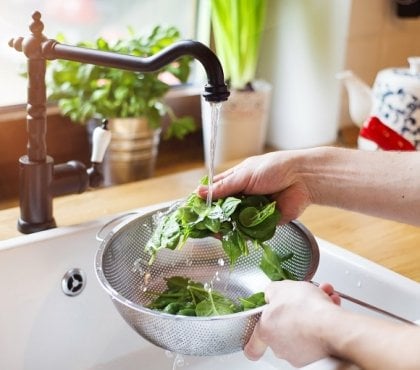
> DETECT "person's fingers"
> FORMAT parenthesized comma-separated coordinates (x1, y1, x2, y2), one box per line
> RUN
(196, 166, 246, 199)
(244, 321, 268, 361)
(319, 282, 341, 305)
(329, 292, 341, 305)
(212, 168, 236, 182)
(319, 282, 334, 295)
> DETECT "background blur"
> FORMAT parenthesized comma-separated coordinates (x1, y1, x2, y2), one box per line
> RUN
(0, 0, 419, 203)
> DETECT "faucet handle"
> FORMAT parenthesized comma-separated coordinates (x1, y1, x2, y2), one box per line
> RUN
(91, 119, 112, 163)
(88, 119, 112, 187)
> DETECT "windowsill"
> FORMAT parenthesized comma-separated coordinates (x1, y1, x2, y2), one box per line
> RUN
(0, 104, 61, 123)
(0, 85, 203, 123)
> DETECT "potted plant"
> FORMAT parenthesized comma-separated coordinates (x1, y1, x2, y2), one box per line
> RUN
(201, 0, 271, 168)
(46, 26, 196, 185)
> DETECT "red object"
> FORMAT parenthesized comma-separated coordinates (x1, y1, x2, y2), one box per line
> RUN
(359, 116, 415, 151)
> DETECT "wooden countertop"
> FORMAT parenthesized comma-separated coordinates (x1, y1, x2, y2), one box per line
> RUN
(1, 166, 420, 282)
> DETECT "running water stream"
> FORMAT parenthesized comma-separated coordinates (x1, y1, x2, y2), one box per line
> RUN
(149, 101, 228, 370)
(205, 102, 222, 207)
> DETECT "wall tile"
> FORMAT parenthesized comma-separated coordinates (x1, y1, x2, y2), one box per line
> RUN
(348, 0, 387, 38)
(345, 36, 382, 84)
(379, 34, 420, 68)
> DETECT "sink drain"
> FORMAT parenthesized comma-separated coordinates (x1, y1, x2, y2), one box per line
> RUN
(62, 268, 86, 296)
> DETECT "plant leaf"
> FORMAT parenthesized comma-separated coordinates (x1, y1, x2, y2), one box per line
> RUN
(260, 244, 296, 281)
(239, 291, 266, 310)
(221, 229, 247, 267)
(220, 196, 242, 218)
(45, 26, 195, 139)
(211, 0, 267, 89)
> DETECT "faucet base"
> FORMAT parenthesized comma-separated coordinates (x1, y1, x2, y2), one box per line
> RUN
(18, 217, 57, 234)
(18, 155, 56, 234)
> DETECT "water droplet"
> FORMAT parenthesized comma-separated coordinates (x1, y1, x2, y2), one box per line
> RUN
(165, 350, 174, 358)
(345, 270, 350, 275)
(172, 354, 185, 369)
(217, 258, 225, 266)
(132, 259, 144, 273)
(357, 281, 362, 288)
(144, 272, 151, 285)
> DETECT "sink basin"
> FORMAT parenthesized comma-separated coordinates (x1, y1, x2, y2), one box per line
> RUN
(1, 203, 419, 370)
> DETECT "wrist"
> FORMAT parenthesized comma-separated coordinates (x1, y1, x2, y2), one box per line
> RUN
(291, 146, 338, 205)
(313, 303, 354, 359)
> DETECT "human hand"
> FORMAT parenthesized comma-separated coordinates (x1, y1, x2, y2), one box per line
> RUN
(244, 280, 341, 367)
(197, 151, 312, 224)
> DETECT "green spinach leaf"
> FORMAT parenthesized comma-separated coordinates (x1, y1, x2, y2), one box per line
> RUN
(260, 244, 296, 281)
(146, 182, 282, 268)
(239, 292, 266, 310)
(147, 276, 265, 317)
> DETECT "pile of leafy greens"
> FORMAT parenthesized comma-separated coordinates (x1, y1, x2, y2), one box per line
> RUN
(147, 276, 265, 316)
(145, 181, 296, 316)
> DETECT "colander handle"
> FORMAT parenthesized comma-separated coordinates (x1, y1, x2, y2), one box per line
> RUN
(96, 212, 139, 241)
(311, 281, 415, 325)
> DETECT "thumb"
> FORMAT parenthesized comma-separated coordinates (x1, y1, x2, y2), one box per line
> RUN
(244, 321, 268, 361)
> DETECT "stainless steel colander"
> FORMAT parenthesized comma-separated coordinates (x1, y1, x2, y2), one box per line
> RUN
(95, 205, 319, 356)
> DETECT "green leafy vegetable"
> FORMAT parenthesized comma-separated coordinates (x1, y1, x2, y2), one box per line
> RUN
(259, 244, 296, 281)
(146, 190, 281, 268)
(147, 276, 265, 317)
(145, 178, 298, 317)
(239, 292, 266, 311)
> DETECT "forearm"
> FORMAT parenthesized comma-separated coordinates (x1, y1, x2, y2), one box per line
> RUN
(321, 308, 420, 369)
(297, 147, 420, 225)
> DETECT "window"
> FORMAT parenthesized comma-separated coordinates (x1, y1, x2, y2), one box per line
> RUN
(0, 0, 200, 107)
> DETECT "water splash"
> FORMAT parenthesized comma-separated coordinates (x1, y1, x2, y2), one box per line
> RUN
(165, 350, 174, 358)
(144, 272, 151, 285)
(172, 354, 186, 369)
(131, 258, 144, 273)
(203, 282, 212, 292)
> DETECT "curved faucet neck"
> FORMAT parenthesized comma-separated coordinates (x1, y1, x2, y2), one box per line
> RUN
(41, 39, 230, 103)
(8, 11, 230, 233)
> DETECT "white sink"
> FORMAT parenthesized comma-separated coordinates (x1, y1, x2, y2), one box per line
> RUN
(1, 204, 419, 370)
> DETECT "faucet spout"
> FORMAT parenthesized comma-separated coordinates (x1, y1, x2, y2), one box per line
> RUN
(42, 39, 230, 103)
(8, 11, 229, 234)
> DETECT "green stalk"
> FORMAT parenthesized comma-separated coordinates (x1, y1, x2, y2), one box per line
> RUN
(208, 288, 219, 315)
(211, 0, 267, 90)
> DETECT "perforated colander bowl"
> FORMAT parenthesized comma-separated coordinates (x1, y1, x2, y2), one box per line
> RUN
(95, 206, 319, 356)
